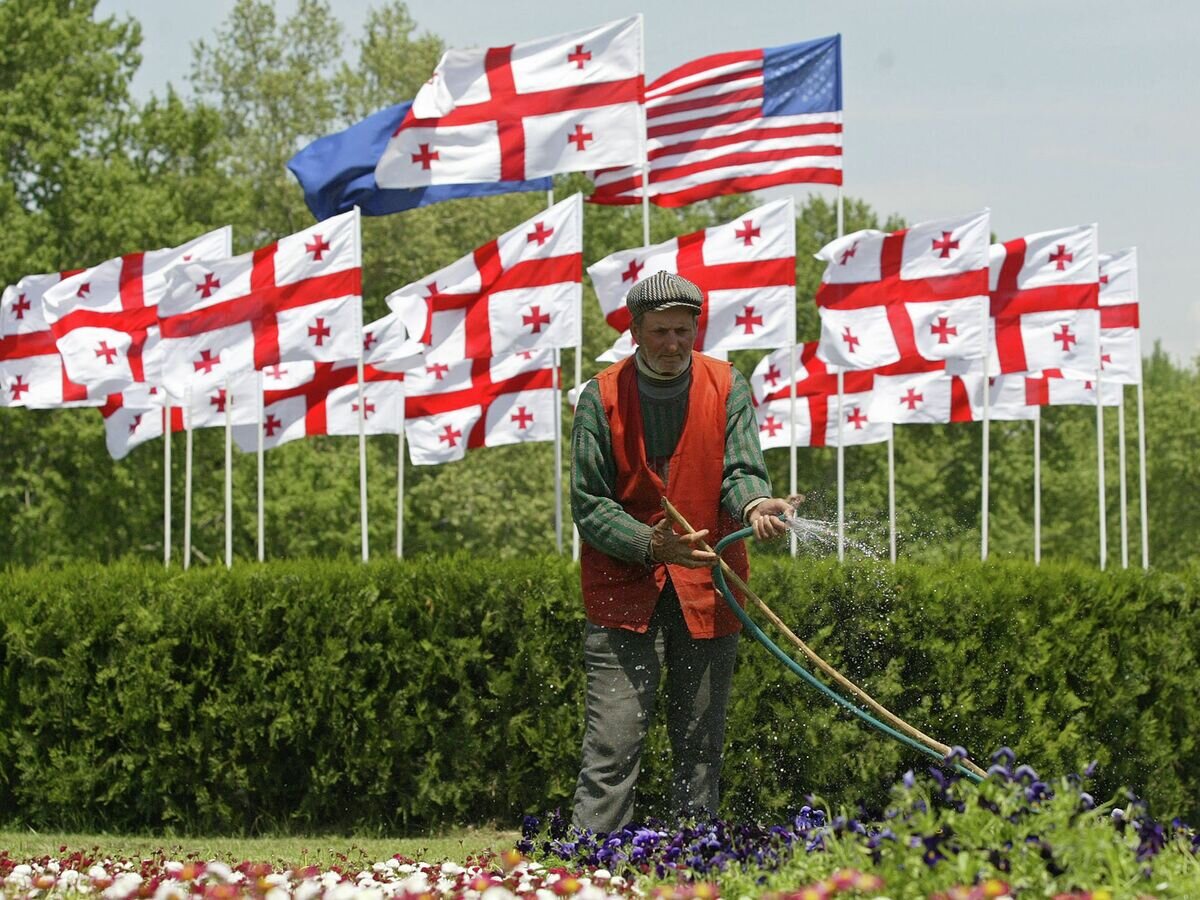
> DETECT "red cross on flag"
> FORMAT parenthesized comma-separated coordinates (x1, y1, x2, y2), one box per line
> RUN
(42, 227, 232, 396)
(1097, 247, 1141, 385)
(988, 223, 1100, 378)
(158, 209, 362, 400)
(232, 362, 405, 451)
(360, 310, 426, 373)
(1, 273, 103, 408)
(375, 17, 642, 188)
(589, 198, 796, 361)
(183, 371, 261, 431)
(98, 387, 185, 460)
(815, 210, 990, 370)
(404, 348, 558, 465)
(387, 194, 581, 363)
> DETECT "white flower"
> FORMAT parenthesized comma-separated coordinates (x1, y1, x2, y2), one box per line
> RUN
(88, 865, 109, 880)
(399, 871, 430, 894)
(536, 889, 557, 900)
(164, 862, 184, 875)
(384, 859, 400, 871)
(264, 887, 290, 900)
(440, 862, 465, 877)
(205, 862, 235, 884)
(591, 870, 612, 881)
(481, 886, 518, 900)
(102, 871, 143, 900)
(395, 864, 416, 874)
(294, 879, 323, 900)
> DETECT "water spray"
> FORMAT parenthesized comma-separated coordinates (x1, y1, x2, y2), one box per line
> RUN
(661, 498, 988, 783)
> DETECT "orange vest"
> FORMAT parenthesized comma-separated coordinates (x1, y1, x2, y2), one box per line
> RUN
(580, 352, 749, 638)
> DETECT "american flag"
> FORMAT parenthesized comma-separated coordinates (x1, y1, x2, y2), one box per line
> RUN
(590, 34, 842, 207)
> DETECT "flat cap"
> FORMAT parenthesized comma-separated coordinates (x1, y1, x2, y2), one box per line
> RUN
(625, 270, 704, 319)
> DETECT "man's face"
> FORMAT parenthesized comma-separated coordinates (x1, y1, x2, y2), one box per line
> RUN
(630, 306, 698, 376)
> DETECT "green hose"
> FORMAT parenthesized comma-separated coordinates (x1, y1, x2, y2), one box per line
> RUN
(713, 525, 982, 784)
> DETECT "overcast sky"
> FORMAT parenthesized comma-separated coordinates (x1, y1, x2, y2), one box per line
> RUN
(97, 0, 1199, 364)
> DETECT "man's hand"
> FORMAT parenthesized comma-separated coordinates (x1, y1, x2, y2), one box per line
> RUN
(747, 494, 805, 541)
(649, 517, 718, 568)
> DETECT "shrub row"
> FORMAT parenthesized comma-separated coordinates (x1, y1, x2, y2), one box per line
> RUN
(0, 554, 1196, 833)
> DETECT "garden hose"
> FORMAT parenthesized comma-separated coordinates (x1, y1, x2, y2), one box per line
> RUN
(659, 499, 986, 784)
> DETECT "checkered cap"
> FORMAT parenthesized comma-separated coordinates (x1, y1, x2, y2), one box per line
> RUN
(625, 271, 704, 319)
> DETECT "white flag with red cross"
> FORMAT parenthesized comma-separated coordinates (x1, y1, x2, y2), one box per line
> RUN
(375, 17, 642, 187)
(591, 198, 796, 362)
(1097, 247, 1141, 386)
(232, 362, 405, 452)
(755, 387, 890, 449)
(184, 371, 261, 431)
(749, 341, 842, 405)
(404, 348, 558, 465)
(360, 310, 425, 372)
(755, 355, 886, 448)
(869, 367, 976, 425)
(387, 194, 581, 363)
(1036, 368, 1123, 408)
(157, 210, 362, 400)
(814, 210, 990, 370)
(42, 227, 232, 396)
(1, 273, 104, 408)
(99, 388, 186, 460)
(988, 223, 1100, 379)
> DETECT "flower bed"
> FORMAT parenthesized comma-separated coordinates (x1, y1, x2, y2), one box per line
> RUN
(3, 758, 1197, 899)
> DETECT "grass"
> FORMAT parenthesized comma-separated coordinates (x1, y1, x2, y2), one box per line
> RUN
(0, 828, 520, 866)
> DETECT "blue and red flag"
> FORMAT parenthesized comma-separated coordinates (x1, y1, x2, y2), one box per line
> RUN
(287, 102, 551, 221)
(590, 34, 843, 207)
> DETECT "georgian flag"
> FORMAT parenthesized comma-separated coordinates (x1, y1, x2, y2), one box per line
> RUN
(232, 362, 405, 451)
(1, 273, 103, 408)
(755, 387, 890, 450)
(375, 17, 642, 187)
(1098, 247, 1141, 385)
(1037, 369, 1123, 408)
(99, 388, 185, 460)
(988, 223, 1100, 379)
(750, 341, 872, 405)
(387, 194, 581, 363)
(590, 198, 796, 362)
(43, 228, 232, 395)
(360, 310, 425, 372)
(184, 371, 261, 430)
(158, 210, 362, 400)
(404, 348, 558, 465)
(815, 210, 991, 370)
(869, 369, 975, 425)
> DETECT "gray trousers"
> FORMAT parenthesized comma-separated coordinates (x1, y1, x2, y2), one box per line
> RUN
(571, 585, 739, 833)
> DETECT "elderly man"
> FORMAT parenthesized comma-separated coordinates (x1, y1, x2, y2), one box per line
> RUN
(570, 270, 796, 833)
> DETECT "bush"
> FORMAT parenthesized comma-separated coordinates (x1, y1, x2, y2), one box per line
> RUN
(0, 555, 1195, 833)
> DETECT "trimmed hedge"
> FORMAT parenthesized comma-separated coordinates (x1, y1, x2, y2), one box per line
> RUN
(0, 555, 1196, 833)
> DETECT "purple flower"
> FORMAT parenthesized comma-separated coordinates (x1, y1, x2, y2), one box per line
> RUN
(902, 769, 916, 789)
(991, 746, 1016, 767)
(942, 745, 968, 765)
(1013, 764, 1039, 785)
(1079, 792, 1096, 811)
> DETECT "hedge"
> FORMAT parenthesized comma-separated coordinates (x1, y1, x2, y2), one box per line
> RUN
(0, 554, 1196, 833)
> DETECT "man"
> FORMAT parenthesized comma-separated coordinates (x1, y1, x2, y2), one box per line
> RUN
(570, 270, 797, 833)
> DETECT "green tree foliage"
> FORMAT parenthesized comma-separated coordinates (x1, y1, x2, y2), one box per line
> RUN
(0, 1, 1195, 570)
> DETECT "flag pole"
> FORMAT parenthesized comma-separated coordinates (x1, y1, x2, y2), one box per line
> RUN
(836, 368, 845, 562)
(887, 430, 896, 563)
(256, 371, 265, 562)
(546, 188, 563, 555)
(1033, 406, 1041, 565)
(639, 12, 651, 248)
(396, 425, 405, 558)
(184, 406, 193, 571)
(163, 404, 172, 567)
(1096, 368, 1107, 570)
(788, 346, 797, 558)
(1136, 375, 1149, 568)
(224, 375, 233, 568)
(1117, 386, 1129, 568)
(357, 340, 369, 563)
(980, 313, 991, 562)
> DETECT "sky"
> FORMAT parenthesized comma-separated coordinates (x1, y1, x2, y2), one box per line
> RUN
(97, 0, 1199, 364)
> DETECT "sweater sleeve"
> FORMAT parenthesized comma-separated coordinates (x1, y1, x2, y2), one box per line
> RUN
(721, 368, 772, 522)
(570, 380, 654, 564)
